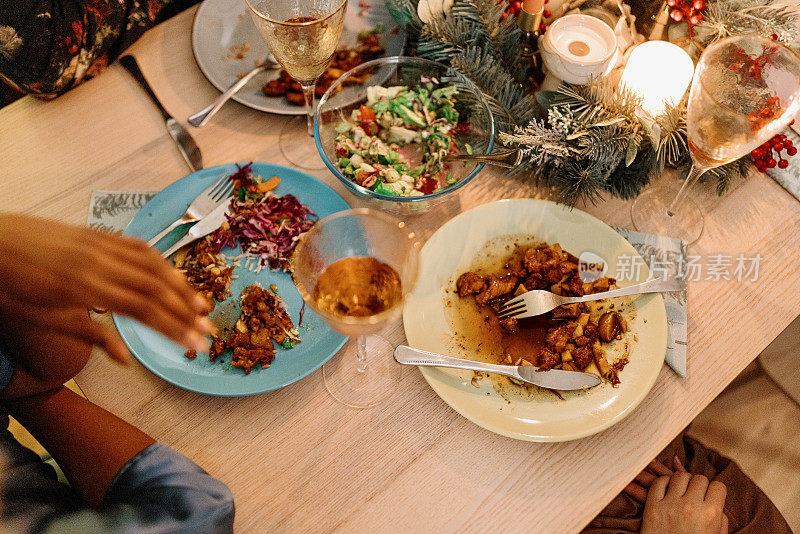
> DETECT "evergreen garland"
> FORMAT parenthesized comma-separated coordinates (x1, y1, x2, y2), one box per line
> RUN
(385, 0, 794, 205)
(693, 0, 799, 47)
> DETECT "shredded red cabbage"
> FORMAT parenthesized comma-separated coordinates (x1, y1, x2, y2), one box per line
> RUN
(208, 165, 316, 271)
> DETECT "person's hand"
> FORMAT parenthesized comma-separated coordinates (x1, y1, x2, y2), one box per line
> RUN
(0, 214, 215, 363)
(624, 457, 728, 534)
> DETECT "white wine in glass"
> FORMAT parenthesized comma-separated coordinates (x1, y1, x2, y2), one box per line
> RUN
(631, 35, 800, 244)
(293, 209, 419, 408)
(245, 0, 347, 169)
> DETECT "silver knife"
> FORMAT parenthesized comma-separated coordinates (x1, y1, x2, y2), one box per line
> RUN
(119, 55, 203, 172)
(161, 201, 230, 259)
(393, 345, 602, 390)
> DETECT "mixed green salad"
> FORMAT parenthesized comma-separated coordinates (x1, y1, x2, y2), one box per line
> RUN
(333, 80, 469, 196)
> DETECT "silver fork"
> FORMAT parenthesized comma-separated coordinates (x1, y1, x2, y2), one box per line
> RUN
(147, 176, 233, 246)
(188, 58, 279, 127)
(497, 277, 686, 320)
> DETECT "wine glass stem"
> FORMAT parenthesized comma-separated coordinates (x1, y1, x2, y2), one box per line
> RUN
(356, 336, 367, 373)
(300, 82, 316, 138)
(667, 161, 708, 217)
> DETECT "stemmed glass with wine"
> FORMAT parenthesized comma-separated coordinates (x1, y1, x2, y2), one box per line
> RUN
(631, 35, 800, 244)
(245, 0, 347, 170)
(292, 209, 419, 408)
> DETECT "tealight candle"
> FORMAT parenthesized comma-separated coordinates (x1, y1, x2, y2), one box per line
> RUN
(539, 14, 618, 85)
(619, 41, 695, 117)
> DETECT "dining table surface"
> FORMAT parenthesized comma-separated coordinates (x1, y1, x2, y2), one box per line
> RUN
(2, 6, 800, 532)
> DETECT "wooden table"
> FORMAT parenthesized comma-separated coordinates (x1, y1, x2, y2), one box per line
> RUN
(2, 7, 800, 532)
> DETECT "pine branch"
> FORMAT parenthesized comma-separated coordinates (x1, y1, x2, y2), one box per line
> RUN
(705, 157, 752, 194)
(655, 102, 689, 170)
(693, 0, 800, 46)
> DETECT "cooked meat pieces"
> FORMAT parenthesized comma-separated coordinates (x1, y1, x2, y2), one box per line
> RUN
(177, 237, 235, 306)
(551, 302, 586, 319)
(208, 337, 227, 361)
(546, 322, 577, 354)
(262, 33, 384, 104)
(455, 241, 625, 383)
(456, 272, 486, 297)
(231, 347, 275, 375)
(538, 348, 560, 370)
(475, 275, 518, 305)
(499, 317, 518, 333)
(184, 284, 298, 375)
(571, 345, 594, 370)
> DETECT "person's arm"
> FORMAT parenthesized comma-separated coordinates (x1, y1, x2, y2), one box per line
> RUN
(0, 0, 196, 97)
(3, 386, 155, 509)
(0, 314, 93, 399)
(0, 387, 234, 533)
(0, 213, 215, 365)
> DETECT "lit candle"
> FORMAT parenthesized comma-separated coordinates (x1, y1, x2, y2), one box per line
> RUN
(619, 41, 695, 117)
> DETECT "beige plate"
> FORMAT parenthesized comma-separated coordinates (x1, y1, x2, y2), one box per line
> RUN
(402, 199, 667, 442)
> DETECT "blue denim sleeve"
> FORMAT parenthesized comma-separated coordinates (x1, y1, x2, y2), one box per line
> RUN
(40, 443, 235, 534)
(0, 435, 234, 534)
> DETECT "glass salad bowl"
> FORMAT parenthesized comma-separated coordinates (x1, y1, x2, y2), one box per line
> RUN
(314, 56, 495, 216)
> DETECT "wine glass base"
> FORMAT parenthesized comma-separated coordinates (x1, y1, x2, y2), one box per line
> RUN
(279, 116, 326, 170)
(631, 186, 704, 245)
(323, 336, 402, 409)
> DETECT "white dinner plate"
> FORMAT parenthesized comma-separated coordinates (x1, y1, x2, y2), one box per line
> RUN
(191, 0, 406, 115)
(402, 199, 668, 442)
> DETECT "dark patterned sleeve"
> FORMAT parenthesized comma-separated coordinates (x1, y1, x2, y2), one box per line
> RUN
(0, 0, 198, 98)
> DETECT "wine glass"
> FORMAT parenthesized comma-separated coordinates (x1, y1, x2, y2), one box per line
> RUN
(292, 209, 420, 408)
(631, 35, 800, 244)
(245, 0, 347, 170)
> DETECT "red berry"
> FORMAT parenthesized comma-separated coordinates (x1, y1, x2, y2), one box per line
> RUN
(543, 9, 551, 17)
(767, 158, 777, 168)
(788, 146, 798, 156)
(540, 23, 547, 32)
(785, 139, 794, 147)
(771, 34, 778, 40)
(670, 9, 684, 21)
(501, 12, 507, 18)
(667, 0, 677, 5)
(778, 159, 789, 169)
(689, 12, 703, 24)
(693, 0, 705, 9)
(789, 119, 795, 126)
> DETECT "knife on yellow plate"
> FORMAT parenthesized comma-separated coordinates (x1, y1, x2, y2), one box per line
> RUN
(394, 345, 602, 390)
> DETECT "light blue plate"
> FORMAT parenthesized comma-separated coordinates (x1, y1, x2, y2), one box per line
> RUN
(114, 162, 350, 396)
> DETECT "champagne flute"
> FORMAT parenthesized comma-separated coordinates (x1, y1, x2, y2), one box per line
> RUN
(245, 0, 347, 170)
(631, 35, 800, 244)
(292, 209, 420, 408)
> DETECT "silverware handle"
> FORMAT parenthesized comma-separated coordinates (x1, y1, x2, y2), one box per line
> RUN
(563, 277, 686, 304)
(188, 63, 274, 127)
(147, 217, 194, 247)
(445, 149, 522, 168)
(161, 234, 194, 259)
(394, 345, 523, 379)
(119, 55, 172, 121)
